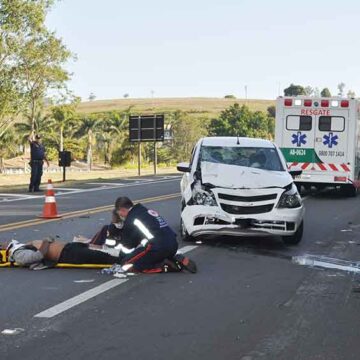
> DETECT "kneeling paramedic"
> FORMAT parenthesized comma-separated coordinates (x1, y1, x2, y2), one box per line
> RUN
(115, 196, 197, 273)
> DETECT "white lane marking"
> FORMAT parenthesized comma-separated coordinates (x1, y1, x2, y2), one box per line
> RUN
(55, 188, 82, 191)
(86, 182, 125, 186)
(33, 245, 198, 319)
(0, 193, 37, 198)
(178, 245, 198, 254)
(34, 279, 128, 318)
(0, 178, 181, 203)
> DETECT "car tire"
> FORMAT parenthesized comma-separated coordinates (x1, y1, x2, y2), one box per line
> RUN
(282, 221, 304, 246)
(341, 184, 357, 197)
(180, 217, 195, 242)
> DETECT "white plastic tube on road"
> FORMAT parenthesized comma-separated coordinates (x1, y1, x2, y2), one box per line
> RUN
(293, 254, 360, 274)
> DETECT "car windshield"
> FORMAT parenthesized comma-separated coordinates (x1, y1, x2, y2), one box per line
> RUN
(200, 146, 284, 171)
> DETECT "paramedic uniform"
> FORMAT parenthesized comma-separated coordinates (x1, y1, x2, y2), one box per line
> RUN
(119, 204, 178, 272)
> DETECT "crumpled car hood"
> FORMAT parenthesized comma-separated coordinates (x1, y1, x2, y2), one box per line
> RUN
(200, 162, 292, 189)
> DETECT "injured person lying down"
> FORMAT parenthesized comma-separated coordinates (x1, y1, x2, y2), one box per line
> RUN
(2, 239, 120, 269)
(1, 237, 197, 273)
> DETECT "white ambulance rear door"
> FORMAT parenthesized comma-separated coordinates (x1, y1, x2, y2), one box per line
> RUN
(281, 106, 315, 166)
(314, 108, 349, 171)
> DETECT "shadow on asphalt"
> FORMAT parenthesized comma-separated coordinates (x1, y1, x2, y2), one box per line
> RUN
(190, 235, 296, 261)
(302, 187, 358, 200)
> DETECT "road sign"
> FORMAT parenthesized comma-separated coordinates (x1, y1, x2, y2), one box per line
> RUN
(129, 114, 164, 142)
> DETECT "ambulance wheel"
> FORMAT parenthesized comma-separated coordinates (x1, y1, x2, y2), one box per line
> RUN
(341, 184, 357, 197)
(180, 217, 195, 242)
(282, 221, 304, 246)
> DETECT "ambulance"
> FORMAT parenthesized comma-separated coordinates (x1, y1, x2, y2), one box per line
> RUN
(275, 96, 360, 196)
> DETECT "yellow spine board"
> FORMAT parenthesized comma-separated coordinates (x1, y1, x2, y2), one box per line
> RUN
(0, 249, 113, 269)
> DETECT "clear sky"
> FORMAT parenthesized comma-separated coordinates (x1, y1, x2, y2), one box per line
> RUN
(47, 0, 360, 101)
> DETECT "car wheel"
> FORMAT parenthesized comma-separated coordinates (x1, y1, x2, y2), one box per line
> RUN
(180, 217, 195, 242)
(341, 184, 357, 197)
(282, 221, 304, 246)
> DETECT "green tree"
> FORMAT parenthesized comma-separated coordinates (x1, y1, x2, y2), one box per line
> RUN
(15, 110, 51, 150)
(0, 128, 18, 173)
(19, 28, 73, 131)
(76, 115, 102, 170)
(208, 104, 274, 139)
(170, 111, 209, 161)
(304, 86, 313, 96)
(267, 105, 276, 118)
(0, 0, 45, 138)
(49, 100, 79, 152)
(284, 84, 306, 96)
(0, 0, 73, 133)
(337, 82, 346, 96)
(320, 88, 331, 97)
(224, 95, 236, 99)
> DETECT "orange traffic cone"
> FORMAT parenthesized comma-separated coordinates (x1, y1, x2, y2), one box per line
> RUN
(39, 179, 62, 219)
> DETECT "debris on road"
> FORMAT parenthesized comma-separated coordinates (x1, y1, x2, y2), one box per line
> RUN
(293, 254, 360, 274)
(1, 328, 24, 335)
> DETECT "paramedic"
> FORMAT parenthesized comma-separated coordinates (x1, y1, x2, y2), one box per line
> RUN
(114, 196, 197, 273)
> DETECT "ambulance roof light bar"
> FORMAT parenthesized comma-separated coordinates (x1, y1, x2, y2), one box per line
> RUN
(294, 99, 302, 106)
(284, 99, 292, 106)
(331, 100, 339, 107)
(321, 100, 329, 107)
(341, 100, 349, 108)
(304, 99, 312, 107)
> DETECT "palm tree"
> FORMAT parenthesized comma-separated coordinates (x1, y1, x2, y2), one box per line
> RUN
(15, 111, 51, 153)
(50, 103, 79, 152)
(76, 115, 101, 170)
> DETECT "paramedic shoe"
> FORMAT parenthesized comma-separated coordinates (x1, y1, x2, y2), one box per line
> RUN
(174, 254, 197, 274)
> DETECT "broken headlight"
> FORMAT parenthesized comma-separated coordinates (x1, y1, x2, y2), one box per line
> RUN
(193, 191, 217, 206)
(278, 185, 302, 209)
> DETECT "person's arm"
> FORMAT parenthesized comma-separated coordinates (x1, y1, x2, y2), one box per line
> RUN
(28, 131, 35, 144)
(28, 240, 51, 255)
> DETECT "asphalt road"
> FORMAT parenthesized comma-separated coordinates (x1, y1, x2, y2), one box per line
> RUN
(1, 176, 360, 360)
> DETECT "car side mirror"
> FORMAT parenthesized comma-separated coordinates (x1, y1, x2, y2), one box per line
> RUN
(177, 162, 191, 173)
(289, 167, 302, 178)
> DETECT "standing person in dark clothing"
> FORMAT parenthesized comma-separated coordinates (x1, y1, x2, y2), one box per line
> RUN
(114, 196, 197, 273)
(28, 133, 49, 192)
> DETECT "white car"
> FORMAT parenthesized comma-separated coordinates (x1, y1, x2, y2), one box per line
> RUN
(177, 137, 305, 245)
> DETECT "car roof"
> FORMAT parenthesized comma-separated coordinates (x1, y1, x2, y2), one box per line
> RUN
(200, 137, 275, 148)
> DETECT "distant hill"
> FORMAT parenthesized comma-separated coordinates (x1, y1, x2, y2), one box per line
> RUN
(77, 97, 275, 117)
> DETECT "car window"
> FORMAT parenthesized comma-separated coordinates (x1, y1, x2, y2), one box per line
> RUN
(200, 146, 284, 171)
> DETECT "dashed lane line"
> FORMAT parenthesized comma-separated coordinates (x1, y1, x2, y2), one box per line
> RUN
(33, 245, 198, 319)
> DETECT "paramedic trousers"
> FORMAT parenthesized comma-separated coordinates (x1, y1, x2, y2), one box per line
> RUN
(120, 237, 178, 272)
(29, 160, 43, 191)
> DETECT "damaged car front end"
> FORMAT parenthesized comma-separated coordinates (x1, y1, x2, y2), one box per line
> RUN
(178, 137, 305, 245)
